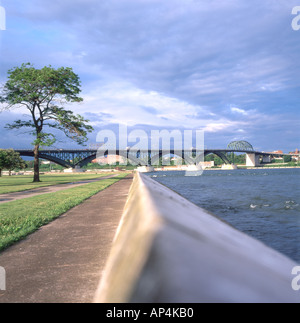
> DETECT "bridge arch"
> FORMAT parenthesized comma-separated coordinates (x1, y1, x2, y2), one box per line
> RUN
(79, 150, 202, 167)
(149, 150, 197, 167)
(17, 151, 77, 168)
(38, 154, 72, 168)
(203, 151, 231, 165)
(77, 151, 149, 167)
(227, 140, 254, 151)
(16, 150, 150, 168)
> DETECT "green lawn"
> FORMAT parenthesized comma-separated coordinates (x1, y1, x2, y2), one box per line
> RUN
(0, 173, 115, 194)
(0, 173, 129, 251)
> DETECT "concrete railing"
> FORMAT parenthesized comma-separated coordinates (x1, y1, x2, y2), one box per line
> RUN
(94, 172, 299, 303)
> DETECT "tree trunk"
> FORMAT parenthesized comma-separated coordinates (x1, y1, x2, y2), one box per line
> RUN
(33, 144, 41, 182)
(0, 169, 2, 177)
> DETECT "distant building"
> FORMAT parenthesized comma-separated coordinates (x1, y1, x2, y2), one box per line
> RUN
(289, 148, 300, 161)
(201, 161, 215, 168)
(92, 155, 126, 165)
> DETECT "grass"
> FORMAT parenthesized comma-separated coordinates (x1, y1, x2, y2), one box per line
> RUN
(0, 173, 129, 252)
(0, 173, 115, 194)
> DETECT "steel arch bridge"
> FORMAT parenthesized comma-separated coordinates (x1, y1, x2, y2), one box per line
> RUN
(14, 147, 279, 168)
(227, 141, 254, 151)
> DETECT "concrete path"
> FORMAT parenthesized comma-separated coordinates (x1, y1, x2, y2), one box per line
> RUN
(0, 174, 118, 204)
(0, 175, 133, 303)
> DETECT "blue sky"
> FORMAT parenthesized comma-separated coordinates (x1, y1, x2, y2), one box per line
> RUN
(0, 0, 299, 152)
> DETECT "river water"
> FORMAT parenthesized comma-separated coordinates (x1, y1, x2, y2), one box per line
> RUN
(147, 168, 300, 262)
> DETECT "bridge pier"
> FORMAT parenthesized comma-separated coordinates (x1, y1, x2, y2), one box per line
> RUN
(262, 155, 271, 163)
(246, 153, 260, 167)
(136, 166, 155, 173)
(73, 166, 85, 173)
(64, 166, 85, 173)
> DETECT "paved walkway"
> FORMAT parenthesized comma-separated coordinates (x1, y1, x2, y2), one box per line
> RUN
(0, 174, 118, 204)
(0, 175, 133, 303)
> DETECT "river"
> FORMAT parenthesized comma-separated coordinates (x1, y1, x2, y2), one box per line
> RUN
(147, 168, 300, 262)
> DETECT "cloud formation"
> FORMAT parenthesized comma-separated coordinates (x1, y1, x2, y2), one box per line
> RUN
(0, 0, 299, 151)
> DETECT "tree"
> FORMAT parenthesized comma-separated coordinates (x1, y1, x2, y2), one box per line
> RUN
(4, 149, 27, 176)
(0, 149, 8, 177)
(0, 149, 26, 176)
(226, 153, 246, 165)
(204, 153, 224, 166)
(0, 63, 93, 182)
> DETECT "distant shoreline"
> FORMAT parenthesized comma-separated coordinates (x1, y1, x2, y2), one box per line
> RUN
(201, 168, 300, 171)
(235, 166, 300, 170)
(154, 166, 300, 171)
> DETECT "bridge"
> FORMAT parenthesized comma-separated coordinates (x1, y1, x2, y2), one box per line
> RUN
(15, 141, 290, 168)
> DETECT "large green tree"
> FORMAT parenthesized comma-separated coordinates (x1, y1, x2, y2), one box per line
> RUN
(0, 149, 26, 176)
(0, 63, 93, 182)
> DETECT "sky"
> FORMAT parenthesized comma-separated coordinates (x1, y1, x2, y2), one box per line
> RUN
(0, 0, 299, 152)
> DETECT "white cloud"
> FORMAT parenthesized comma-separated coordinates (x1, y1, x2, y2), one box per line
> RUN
(78, 81, 209, 128)
(203, 121, 247, 133)
(230, 107, 248, 115)
(69, 81, 255, 136)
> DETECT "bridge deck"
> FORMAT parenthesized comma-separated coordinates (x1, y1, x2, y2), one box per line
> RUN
(14, 149, 289, 169)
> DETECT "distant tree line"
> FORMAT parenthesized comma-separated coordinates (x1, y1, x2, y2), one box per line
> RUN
(205, 153, 246, 166)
